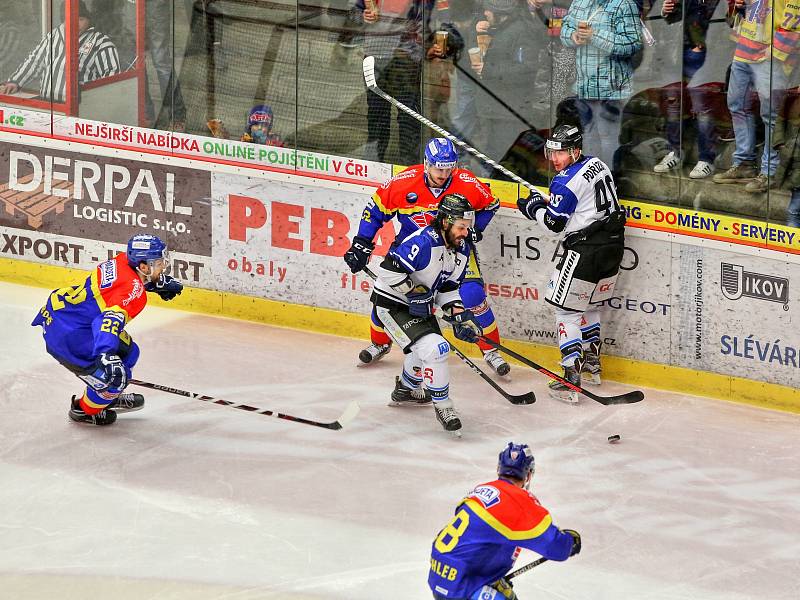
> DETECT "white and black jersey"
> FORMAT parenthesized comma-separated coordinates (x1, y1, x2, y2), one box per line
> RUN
(7, 25, 120, 102)
(533, 155, 621, 236)
(372, 226, 470, 310)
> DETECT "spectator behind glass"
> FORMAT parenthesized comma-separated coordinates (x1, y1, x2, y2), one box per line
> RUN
(447, 0, 484, 148)
(89, 0, 187, 131)
(474, 0, 541, 177)
(528, 0, 576, 106)
(241, 104, 284, 147)
(712, 0, 800, 194)
(357, 0, 435, 166)
(561, 0, 642, 170)
(0, 1, 120, 103)
(652, 0, 722, 180)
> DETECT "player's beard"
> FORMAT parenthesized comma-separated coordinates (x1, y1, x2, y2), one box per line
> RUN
(444, 224, 465, 249)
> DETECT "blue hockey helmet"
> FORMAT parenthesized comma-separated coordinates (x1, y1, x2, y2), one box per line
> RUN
(127, 234, 168, 269)
(424, 137, 458, 170)
(497, 442, 534, 480)
(247, 104, 274, 133)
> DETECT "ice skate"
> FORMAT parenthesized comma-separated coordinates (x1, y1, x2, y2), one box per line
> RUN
(581, 341, 601, 385)
(68, 395, 117, 426)
(433, 399, 462, 438)
(483, 349, 510, 377)
(108, 393, 145, 413)
(582, 354, 601, 386)
(548, 363, 581, 404)
(359, 342, 391, 365)
(389, 376, 432, 406)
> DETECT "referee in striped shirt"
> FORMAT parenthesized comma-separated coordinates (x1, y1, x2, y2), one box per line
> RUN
(0, 1, 119, 103)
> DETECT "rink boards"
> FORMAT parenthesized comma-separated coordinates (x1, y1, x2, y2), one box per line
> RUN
(0, 129, 798, 413)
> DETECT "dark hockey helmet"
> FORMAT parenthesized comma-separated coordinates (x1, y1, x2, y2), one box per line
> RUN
(497, 442, 535, 480)
(544, 124, 582, 160)
(127, 234, 168, 269)
(434, 193, 475, 230)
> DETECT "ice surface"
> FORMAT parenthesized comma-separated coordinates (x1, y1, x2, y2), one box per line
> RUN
(1, 281, 798, 599)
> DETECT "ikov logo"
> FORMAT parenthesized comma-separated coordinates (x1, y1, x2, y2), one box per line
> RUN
(720, 263, 789, 310)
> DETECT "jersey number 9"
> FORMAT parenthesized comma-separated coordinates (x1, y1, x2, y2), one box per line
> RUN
(434, 509, 470, 553)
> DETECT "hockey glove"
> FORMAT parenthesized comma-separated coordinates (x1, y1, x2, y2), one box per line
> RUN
(563, 528, 581, 556)
(93, 353, 127, 391)
(490, 577, 515, 599)
(517, 191, 547, 221)
(444, 310, 483, 343)
(145, 273, 183, 301)
(343, 235, 375, 273)
(407, 286, 435, 317)
(469, 227, 483, 244)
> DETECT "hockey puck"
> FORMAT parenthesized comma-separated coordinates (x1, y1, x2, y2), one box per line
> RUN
(607, 434, 621, 443)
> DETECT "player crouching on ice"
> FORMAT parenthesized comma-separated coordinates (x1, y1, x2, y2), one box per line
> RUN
(370, 193, 483, 437)
(428, 442, 580, 599)
(517, 125, 626, 403)
(31, 234, 183, 425)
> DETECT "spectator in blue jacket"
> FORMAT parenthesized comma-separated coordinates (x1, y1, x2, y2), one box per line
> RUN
(561, 0, 641, 169)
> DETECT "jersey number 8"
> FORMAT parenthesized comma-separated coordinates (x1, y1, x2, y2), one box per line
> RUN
(434, 509, 470, 553)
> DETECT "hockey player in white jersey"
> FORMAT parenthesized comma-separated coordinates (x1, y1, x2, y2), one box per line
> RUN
(370, 193, 484, 437)
(517, 125, 626, 403)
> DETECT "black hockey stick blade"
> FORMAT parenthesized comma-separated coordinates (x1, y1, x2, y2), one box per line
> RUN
(451, 345, 535, 405)
(506, 557, 548, 580)
(478, 338, 645, 406)
(129, 379, 360, 430)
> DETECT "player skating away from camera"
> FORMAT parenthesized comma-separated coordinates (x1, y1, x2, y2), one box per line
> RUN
(428, 442, 581, 599)
(31, 234, 183, 425)
(370, 194, 484, 437)
(344, 137, 510, 376)
(517, 125, 626, 403)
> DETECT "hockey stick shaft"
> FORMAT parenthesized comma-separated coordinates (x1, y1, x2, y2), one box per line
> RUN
(450, 345, 535, 405)
(363, 56, 537, 193)
(129, 379, 359, 430)
(506, 557, 549, 580)
(477, 338, 645, 406)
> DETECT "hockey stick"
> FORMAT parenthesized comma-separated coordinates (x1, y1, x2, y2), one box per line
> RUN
(128, 379, 360, 430)
(361, 267, 534, 405)
(363, 56, 538, 193)
(506, 557, 549, 581)
(477, 338, 645, 406)
(450, 345, 535, 405)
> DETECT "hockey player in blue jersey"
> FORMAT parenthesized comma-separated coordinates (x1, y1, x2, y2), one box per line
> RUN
(517, 124, 626, 403)
(428, 442, 581, 599)
(370, 193, 484, 436)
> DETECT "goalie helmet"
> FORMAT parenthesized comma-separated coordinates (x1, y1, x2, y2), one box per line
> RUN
(424, 137, 458, 170)
(127, 234, 168, 269)
(497, 442, 535, 480)
(434, 193, 475, 230)
(544, 124, 582, 161)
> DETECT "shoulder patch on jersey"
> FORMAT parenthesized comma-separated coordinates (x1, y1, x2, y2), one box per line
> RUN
(471, 485, 502, 508)
(99, 260, 118, 289)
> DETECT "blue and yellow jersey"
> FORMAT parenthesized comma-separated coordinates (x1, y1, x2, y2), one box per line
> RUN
(31, 253, 148, 368)
(429, 478, 574, 598)
(356, 165, 498, 245)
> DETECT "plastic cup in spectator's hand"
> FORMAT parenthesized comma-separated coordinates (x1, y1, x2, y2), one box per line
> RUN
(476, 34, 491, 55)
(468, 47, 483, 69)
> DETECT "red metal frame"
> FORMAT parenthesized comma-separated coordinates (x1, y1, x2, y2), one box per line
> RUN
(0, 0, 146, 120)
